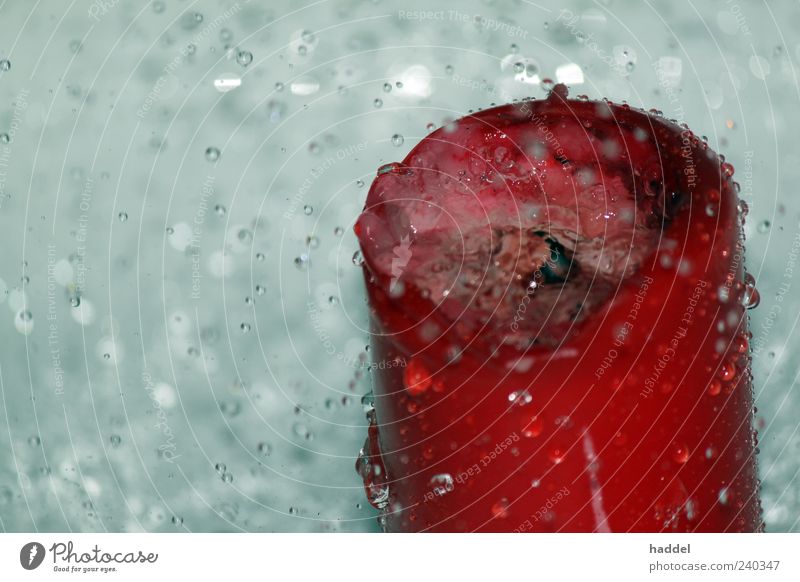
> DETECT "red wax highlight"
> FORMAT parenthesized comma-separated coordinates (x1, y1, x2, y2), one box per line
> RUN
(355, 86, 761, 532)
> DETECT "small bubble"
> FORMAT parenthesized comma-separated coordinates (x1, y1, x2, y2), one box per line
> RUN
(236, 50, 253, 67)
(334, 226, 344, 236)
(513, 62, 525, 74)
(426, 123, 436, 132)
(756, 220, 771, 234)
(118, 212, 128, 222)
(215, 463, 226, 474)
(240, 322, 251, 333)
(257, 442, 272, 456)
(373, 98, 383, 108)
(0, 133, 9, 143)
(0, 60, 10, 71)
(297, 45, 307, 56)
(205, 146, 220, 162)
(395, 81, 403, 89)
(28, 435, 41, 446)
(445, 64, 454, 75)
(19, 310, 33, 322)
(352, 250, 364, 266)
(171, 515, 184, 526)
(221, 472, 234, 483)
(214, 204, 227, 216)
(382, 82, 392, 92)
(187, 44, 197, 55)
(255, 284, 266, 295)
(274, 81, 284, 92)
(110, 434, 122, 447)
(391, 134, 404, 147)
(303, 205, 313, 215)
(256, 252, 265, 261)
(70, 296, 81, 308)
(308, 142, 321, 155)
(306, 235, 320, 249)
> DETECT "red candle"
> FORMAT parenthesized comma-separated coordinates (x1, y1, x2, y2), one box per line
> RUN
(355, 85, 762, 532)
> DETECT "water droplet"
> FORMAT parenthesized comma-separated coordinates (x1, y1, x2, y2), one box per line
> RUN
(214, 204, 227, 216)
(508, 390, 533, 406)
(352, 250, 364, 266)
(491, 498, 510, 519)
(756, 220, 771, 234)
(257, 442, 272, 456)
(28, 435, 41, 446)
(221, 472, 234, 483)
(705, 203, 717, 217)
(708, 379, 722, 396)
(215, 463, 226, 474)
(19, 310, 32, 322)
(531, 479, 541, 488)
(373, 98, 383, 108)
(742, 273, 760, 309)
(382, 82, 392, 93)
(303, 205, 313, 215)
(671, 442, 690, 464)
(513, 62, 525, 74)
(240, 322, 251, 333)
(718, 487, 731, 506)
(171, 515, 184, 526)
(255, 284, 266, 295)
(70, 296, 81, 308)
(274, 81, 284, 92)
(0, 60, 10, 71)
(444, 64, 454, 75)
(0, 133, 9, 144)
(426, 123, 436, 132)
(391, 134, 404, 147)
(404, 358, 432, 396)
(256, 252, 265, 261)
(118, 212, 128, 222)
(356, 179, 365, 188)
(236, 50, 253, 67)
(306, 235, 319, 249)
(110, 434, 122, 447)
(429, 473, 454, 496)
(205, 147, 220, 162)
(294, 255, 310, 270)
(334, 226, 344, 236)
(523, 415, 543, 438)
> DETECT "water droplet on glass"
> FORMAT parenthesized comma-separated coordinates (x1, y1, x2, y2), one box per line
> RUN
(373, 98, 383, 108)
(382, 82, 392, 93)
(756, 220, 771, 233)
(28, 435, 41, 446)
(118, 212, 128, 222)
(294, 255, 310, 270)
(255, 284, 266, 296)
(303, 204, 313, 215)
(508, 390, 533, 406)
(352, 250, 364, 266)
(257, 442, 272, 456)
(0, 133, 9, 144)
(391, 134, 404, 147)
(404, 358, 432, 396)
(215, 463, 226, 474)
(240, 322, 251, 333)
(671, 442, 690, 464)
(491, 498, 510, 519)
(742, 273, 760, 309)
(205, 147, 220, 162)
(334, 226, 344, 236)
(429, 473, 454, 497)
(214, 204, 227, 216)
(236, 50, 253, 67)
(444, 65, 454, 75)
(171, 515, 184, 526)
(110, 434, 122, 447)
(0, 60, 10, 71)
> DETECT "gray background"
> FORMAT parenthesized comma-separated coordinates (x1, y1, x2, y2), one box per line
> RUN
(0, 0, 797, 532)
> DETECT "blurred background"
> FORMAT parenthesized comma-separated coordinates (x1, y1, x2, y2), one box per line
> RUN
(0, 0, 797, 532)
